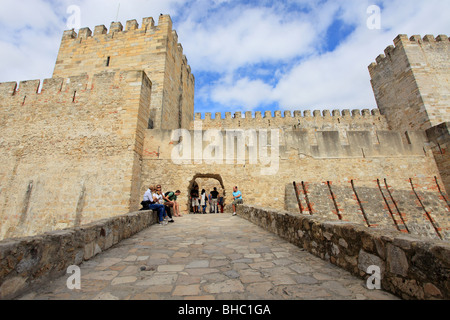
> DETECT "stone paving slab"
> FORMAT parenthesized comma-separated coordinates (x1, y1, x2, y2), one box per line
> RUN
(17, 214, 398, 300)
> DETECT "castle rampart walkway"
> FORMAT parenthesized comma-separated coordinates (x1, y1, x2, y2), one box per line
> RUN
(17, 214, 397, 300)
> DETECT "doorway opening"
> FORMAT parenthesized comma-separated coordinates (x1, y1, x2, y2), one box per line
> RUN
(187, 174, 227, 214)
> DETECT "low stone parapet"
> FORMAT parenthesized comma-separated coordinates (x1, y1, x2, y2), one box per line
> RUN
(0, 210, 158, 300)
(237, 205, 450, 300)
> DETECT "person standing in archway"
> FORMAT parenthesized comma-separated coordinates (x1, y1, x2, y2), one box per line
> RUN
(200, 189, 207, 214)
(210, 187, 219, 214)
(190, 186, 199, 214)
(208, 192, 213, 213)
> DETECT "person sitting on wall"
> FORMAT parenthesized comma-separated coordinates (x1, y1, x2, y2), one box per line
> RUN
(232, 186, 243, 216)
(140, 185, 166, 225)
(155, 185, 168, 221)
(140, 185, 154, 210)
(163, 190, 181, 221)
(155, 185, 164, 204)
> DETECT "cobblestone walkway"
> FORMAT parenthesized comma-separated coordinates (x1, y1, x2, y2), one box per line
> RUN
(19, 214, 398, 300)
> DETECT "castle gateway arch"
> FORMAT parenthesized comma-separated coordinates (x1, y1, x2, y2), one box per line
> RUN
(187, 174, 226, 213)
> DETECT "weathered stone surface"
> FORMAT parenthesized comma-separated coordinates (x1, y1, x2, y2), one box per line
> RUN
(173, 285, 201, 296)
(204, 279, 245, 294)
(358, 249, 385, 276)
(238, 205, 450, 300)
(424, 283, 442, 298)
(0, 277, 27, 299)
(0, 210, 158, 299)
(111, 276, 137, 286)
(387, 244, 409, 277)
(14, 215, 399, 301)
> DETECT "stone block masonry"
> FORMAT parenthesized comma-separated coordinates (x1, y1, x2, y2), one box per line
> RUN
(238, 205, 450, 300)
(287, 178, 450, 241)
(0, 70, 152, 240)
(369, 34, 450, 133)
(426, 122, 450, 202)
(141, 127, 443, 216)
(193, 109, 388, 133)
(369, 34, 450, 197)
(53, 15, 195, 131)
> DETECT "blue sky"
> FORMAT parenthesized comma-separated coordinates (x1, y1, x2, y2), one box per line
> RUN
(0, 0, 449, 117)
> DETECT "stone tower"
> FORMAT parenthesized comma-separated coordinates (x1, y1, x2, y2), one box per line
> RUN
(53, 14, 195, 130)
(369, 34, 450, 194)
(369, 34, 450, 132)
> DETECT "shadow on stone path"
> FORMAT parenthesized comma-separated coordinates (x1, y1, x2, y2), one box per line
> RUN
(19, 214, 398, 300)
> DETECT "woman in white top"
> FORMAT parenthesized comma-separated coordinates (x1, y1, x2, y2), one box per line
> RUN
(200, 189, 207, 214)
(154, 185, 164, 204)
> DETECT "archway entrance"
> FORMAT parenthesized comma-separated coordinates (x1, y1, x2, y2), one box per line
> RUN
(187, 174, 226, 214)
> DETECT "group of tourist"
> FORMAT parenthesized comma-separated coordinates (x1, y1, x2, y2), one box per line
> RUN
(140, 185, 244, 224)
(140, 185, 181, 225)
(190, 186, 224, 214)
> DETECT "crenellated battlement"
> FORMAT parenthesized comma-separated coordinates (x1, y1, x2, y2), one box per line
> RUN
(62, 15, 170, 40)
(191, 109, 387, 130)
(195, 109, 381, 120)
(62, 15, 169, 40)
(0, 71, 151, 106)
(368, 34, 449, 74)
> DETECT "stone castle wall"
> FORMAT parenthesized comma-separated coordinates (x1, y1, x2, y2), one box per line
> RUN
(285, 177, 450, 241)
(238, 205, 450, 300)
(141, 126, 448, 242)
(53, 15, 195, 130)
(0, 70, 151, 240)
(426, 123, 450, 198)
(0, 24, 449, 248)
(0, 209, 159, 300)
(370, 34, 450, 201)
(193, 109, 389, 131)
(192, 109, 394, 148)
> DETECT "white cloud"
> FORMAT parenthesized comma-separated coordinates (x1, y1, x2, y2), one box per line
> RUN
(0, 0, 184, 83)
(273, 31, 385, 109)
(270, 0, 450, 110)
(211, 77, 275, 109)
(177, 5, 318, 73)
(0, 0, 62, 30)
(196, 0, 450, 111)
(0, 0, 66, 82)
